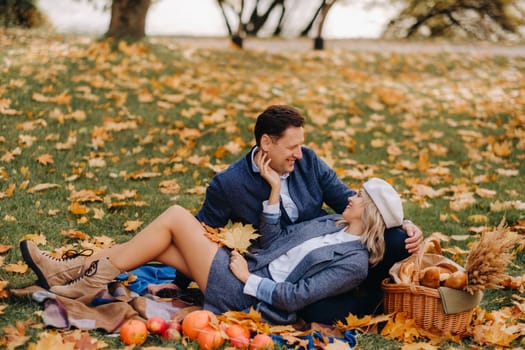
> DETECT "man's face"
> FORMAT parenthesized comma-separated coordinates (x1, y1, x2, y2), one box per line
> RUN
(263, 126, 304, 175)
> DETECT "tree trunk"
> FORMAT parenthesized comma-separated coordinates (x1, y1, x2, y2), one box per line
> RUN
(106, 0, 151, 40)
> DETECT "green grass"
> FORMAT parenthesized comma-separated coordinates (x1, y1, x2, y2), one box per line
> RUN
(1, 29, 524, 349)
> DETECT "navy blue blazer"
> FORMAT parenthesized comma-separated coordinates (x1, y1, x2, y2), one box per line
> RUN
(196, 146, 356, 229)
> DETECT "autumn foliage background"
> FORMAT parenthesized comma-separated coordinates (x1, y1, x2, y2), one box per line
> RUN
(0, 29, 524, 348)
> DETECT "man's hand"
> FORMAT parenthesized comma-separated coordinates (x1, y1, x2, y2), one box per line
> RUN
(229, 250, 250, 283)
(402, 221, 423, 254)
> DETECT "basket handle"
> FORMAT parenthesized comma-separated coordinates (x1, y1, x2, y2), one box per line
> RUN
(411, 237, 442, 284)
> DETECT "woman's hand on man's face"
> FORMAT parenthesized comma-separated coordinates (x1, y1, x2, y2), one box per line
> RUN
(255, 151, 281, 188)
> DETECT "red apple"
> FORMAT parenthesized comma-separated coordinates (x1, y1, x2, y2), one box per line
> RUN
(146, 316, 168, 335)
(161, 325, 181, 342)
(167, 320, 182, 332)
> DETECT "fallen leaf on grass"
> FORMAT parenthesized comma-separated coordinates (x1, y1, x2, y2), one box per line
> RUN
(3, 215, 16, 222)
(68, 189, 105, 202)
(2, 261, 28, 274)
(0, 244, 12, 254)
(69, 202, 89, 215)
(381, 312, 422, 343)
(468, 214, 489, 224)
(124, 220, 143, 232)
(37, 154, 54, 166)
(124, 170, 161, 180)
(62, 329, 107, 349)
(335, 313, 391, 333)
(32, 91, 72, 104)
(185, 185, 207, 195)
(0, 183, 15, 198)
(324, 339, 353, 350)
(159, 179, 181, 194)
(401, 343, 438, 350)
(20, 233, 47, 245)
(59, 229, 90, 241)
(27, 183, 61, 193)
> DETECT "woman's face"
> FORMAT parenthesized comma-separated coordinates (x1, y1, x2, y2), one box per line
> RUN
(342, 190, 366, 223)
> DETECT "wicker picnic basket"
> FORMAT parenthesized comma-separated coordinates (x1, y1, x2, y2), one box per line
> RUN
(381, 238, 476, 334)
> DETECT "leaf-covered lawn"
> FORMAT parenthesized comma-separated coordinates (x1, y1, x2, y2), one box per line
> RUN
(0, 29, 524, 349)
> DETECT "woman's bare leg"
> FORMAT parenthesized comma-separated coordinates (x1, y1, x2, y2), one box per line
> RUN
(87, 205, 219, 292)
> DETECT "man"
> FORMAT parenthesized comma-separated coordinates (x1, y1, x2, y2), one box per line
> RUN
(186, 105, 422, 323)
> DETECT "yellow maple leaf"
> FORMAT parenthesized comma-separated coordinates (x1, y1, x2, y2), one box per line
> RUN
(124, 220, 143, 232)
(69, 202, 89, 215)
(219, 308, 271, 334)
(0, 304, 7, 315)
(217, 223, 260, 254)
(492, 140, 512, 157)
(472, 320, 521, 347)
(37, 154, 54, 166)
(159, 179, 181, 195)
(3, 261, 28, 274)
(335, 313, 391, 332)
(381, 312, 421, 343)
(31, 331, 75, 350)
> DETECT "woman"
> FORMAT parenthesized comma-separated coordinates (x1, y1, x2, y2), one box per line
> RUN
(20, 155, 404, 324)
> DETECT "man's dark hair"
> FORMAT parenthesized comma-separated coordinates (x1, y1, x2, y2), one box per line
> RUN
(254, 105, 305, 146)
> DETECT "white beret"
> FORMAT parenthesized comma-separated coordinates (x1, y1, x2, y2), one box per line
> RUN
(363, 178, 403, 228)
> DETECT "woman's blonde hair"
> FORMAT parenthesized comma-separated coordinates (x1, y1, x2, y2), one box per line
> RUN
(338, 191, 386, 266)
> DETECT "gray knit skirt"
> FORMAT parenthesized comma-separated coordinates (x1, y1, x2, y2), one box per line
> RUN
(203, 247, 258, 314)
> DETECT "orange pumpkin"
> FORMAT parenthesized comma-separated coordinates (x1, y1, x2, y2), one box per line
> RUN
(182, 309, 214, 340)
(250, 333, 274, 350)
(197, 326, 225, 350)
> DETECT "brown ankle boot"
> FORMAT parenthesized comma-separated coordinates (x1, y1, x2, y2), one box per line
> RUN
(20, 240, 92, 289)
(50, 257, 121, 302)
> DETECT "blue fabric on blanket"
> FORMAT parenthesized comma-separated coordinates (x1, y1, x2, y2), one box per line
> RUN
(115, 263, 177, 295)
(270, 329, 357, 349)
